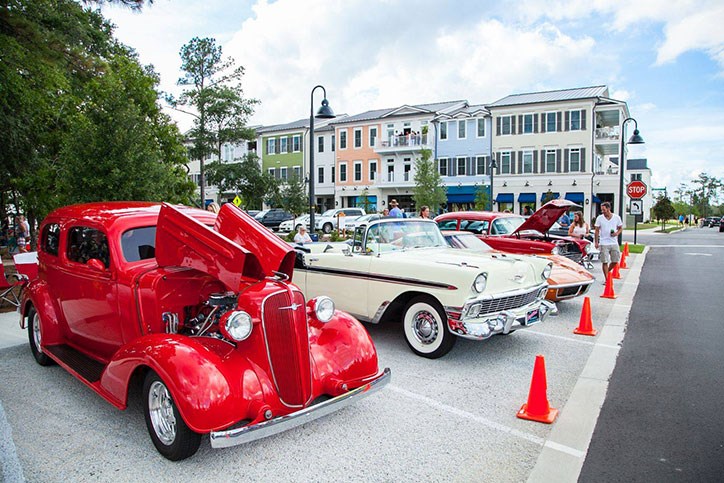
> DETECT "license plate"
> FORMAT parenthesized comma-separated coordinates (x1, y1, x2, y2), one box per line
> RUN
(526, 309, 540, 325)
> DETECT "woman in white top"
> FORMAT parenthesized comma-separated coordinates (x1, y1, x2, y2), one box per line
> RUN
(568, 211, 589, 239)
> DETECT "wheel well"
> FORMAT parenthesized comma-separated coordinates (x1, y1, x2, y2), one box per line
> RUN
(379, 291, 440, 324)
(128, 365, 151, 408)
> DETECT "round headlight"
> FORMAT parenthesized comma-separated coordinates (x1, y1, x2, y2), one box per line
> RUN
(473, 273, 487, 293)
(314, 296, 335, 323)
(542, 263, 552, 281)
(551, 246, 560, 255)
(224, 311, 253, 341)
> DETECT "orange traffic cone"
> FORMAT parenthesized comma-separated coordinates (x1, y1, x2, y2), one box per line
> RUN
(600, 272, 617, 299)
(611, 262, 621, 279)
(574, 296, 597, 336)
(517, 355, 558, 423)
(620, 251, 628, 269)
(623, 242, 630, 257)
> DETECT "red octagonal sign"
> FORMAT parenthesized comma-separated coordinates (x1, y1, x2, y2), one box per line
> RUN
(627, 180, 648, 200)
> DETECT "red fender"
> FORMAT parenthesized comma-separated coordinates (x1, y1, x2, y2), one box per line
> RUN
(101, 334, 267, 433)
(22, 280, 63, 346)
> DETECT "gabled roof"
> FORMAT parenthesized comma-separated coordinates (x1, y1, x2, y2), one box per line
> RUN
(435, 103, 489, 120)
(487, 86, 609, 108)
(333, 100, 467, 125)
(256, 115, 345, 134)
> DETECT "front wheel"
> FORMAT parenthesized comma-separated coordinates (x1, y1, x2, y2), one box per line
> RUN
(403, 296, 456, 358)
(143, 371, 201, 461)
(322, 222, 333, 234)
(27, 306, 53, 366)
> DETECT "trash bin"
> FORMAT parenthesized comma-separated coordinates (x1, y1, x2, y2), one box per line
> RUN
(311, 233, 319, 242)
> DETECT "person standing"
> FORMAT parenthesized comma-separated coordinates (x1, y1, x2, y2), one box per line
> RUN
(419, 205, 430, 219)
(568, 211, 589, 239)
(558, 211, 571, 228)
(388, 199, 403, 218)
(15, 215, 29, 253)
(594, 202, 623, 282)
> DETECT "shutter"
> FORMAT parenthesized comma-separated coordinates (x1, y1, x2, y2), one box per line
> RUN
(564, 111, 570, 131)
(467, 157, 473, 176)
(511, 115, 517, 134)
(556, 149, 562, 173)
(517, 151, 523, 174)
(581, 109, 587, 130)
(448, 158, 453, 175)
(581, 148, 586, 172)
(564, 149, 570, 172)
(540, 113, 546, 133)
(534, 114, 538, 133)
(540, 150, 545, 173)
(533, 150, 538, 173)
(496, 117, 501, 136)
(276, 138, 280, 152)
(557, 112, 562, 132)
(496, 152, 501, 175)
(518, 115, 523, 135)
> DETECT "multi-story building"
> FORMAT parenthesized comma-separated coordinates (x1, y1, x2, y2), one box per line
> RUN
(310, 122, 338, 212)
(257, 119, 307, 185)
(487, 85, 640, 225)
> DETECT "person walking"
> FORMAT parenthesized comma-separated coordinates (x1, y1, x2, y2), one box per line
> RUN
(594, 202, 623, 283)
(389, 199, 403, 218)
(568, 211, 589, 239)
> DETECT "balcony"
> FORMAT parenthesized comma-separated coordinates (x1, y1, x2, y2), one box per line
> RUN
(375, 134, 429, 154)
(595, 126, 620, 141)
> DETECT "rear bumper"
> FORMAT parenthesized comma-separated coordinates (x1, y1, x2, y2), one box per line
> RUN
(546, 279, 594, 301)
(209, 367, 391, 448)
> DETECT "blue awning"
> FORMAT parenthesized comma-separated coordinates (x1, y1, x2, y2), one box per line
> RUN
(564, 192, 585, 204)
(448, 194, 475, 203)
(540, 192, 560, 202)
(495, 193, 514, 203)
(446, 185, 478, 195)
(592, 195, 602, 204)
(518, 193, 536, 203)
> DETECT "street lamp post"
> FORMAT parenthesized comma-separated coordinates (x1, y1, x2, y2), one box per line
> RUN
(489, 156, 497, 211)
(308, 85, 336, 234)
(618, 117, 645, 244)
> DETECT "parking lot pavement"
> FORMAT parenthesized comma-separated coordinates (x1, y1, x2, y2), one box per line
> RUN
(0, 254, 646, 482)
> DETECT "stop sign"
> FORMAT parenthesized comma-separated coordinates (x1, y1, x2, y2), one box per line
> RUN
(627, 180, 648, 200)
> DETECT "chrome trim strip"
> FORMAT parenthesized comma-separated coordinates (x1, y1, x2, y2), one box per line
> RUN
(547, 279, 595, 290)
(210, 368, 391, 448)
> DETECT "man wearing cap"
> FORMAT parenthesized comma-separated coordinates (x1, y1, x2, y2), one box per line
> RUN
(389, 199, 403, 218)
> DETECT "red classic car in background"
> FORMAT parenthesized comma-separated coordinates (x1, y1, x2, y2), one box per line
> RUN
(435, 200, 592, 264)
(20, 202, 389, 460)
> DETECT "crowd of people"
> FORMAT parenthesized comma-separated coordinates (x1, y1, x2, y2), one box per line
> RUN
(1, 215, 30, 254)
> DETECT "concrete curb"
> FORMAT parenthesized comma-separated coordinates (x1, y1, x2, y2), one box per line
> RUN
(527, 247, 649, 483)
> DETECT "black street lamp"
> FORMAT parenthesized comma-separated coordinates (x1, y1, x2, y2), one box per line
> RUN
(618, 117, 645, 244)
(308, 85, 335, 234)
(489, 156, 497, 211)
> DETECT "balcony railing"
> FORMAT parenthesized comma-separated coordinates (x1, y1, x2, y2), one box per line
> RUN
(377, 133, 429, 149)
(595, 126, 620, 141)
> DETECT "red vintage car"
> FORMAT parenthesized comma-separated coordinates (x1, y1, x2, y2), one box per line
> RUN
(20, 202, 390, 460)
(435, 200, 592, 264)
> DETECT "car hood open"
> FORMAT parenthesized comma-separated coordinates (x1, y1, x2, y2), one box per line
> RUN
(512, 199, 582, 235)
(155, 203, 295, 291)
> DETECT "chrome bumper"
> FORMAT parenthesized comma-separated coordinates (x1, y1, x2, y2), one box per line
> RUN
(209, 368, 391, 449)
(548, 279, 594, 300)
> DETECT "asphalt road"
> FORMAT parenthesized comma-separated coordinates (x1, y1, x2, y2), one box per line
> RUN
(581, 226, 724, 482)
(0, 250, 645, 482)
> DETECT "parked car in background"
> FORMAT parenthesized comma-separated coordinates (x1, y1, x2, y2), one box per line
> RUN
(434, 200, 592, 264)
(703, 216, 721, 228)
(292, 218, 555, 359)
(279, 214, 310, 233)
(313, 208, 366, 234)
(344, 213, 383, 232)
(255, 208, 294, 230)
(443, 231, 594, 302)
(245, 210, 260, 218)
(21, 202, 389, 460)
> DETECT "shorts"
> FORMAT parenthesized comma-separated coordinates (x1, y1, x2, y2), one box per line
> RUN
(599, 244, 620, 264)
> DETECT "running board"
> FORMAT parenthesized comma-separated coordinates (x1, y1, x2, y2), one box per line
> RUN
(45, 345, 106, 383)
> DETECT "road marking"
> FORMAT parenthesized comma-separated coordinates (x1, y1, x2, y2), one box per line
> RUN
(0, 401, 25, 482)
(519, 330, 620, 350)
(544, 440, 586, 458)
(683, 252, 712, 256)
(651, 245, 724, 248)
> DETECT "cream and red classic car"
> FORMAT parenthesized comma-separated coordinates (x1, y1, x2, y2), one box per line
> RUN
(21, 202, 389, 460)
(292, 218, 556, 359)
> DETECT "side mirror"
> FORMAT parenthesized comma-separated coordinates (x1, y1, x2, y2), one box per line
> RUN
(86, 258, 106, 272)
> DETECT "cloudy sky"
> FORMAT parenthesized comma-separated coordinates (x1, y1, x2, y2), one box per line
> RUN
(101, 0, 724, 197)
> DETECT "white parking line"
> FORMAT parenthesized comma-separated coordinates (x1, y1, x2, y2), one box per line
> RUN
(544, 440, 586, 458)
(518, 330, 620, 350)
(651, 245, 723, 248)
(0, 401, 25, 483)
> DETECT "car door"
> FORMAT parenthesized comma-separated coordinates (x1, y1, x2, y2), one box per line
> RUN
(54, 224, 121, 361)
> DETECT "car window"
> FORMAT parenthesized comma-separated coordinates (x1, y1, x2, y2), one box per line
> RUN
(121, 226, 156, 262)
(67, 226, 111, 268)
(436, 219, 459, 230)
(41, 223, 60, 256)
(491, 217, 523, 235)
(321, 209, 336, 217)
(460, 220, 489, 235)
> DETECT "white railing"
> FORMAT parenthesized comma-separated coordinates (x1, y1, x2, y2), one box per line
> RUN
(595, 126, 620, 140)
(378, 133, 429, 149)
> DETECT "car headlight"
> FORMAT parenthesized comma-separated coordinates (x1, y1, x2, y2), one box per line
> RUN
(473, 273, 487, 293)
(223, 311, 253, 341)
(551, 246, 560, 255)
(313, 296, 335, 322)
(542, 263, 552, 281)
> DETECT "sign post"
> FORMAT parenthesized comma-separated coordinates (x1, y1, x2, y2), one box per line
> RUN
(627, 181, 648, 246)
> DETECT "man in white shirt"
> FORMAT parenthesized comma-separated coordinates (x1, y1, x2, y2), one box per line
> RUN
(594, 201, 623, 282)
(293, 225, 312, 244)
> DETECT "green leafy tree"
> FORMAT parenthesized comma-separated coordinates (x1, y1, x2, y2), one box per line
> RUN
(278, 175, 307, 217)
(205, 85, 258, 161)
(474, 186, 490, 211)
(358, 189, 374, 213)
(690, 172, 723, 218)
(652, 196, 676, 230)
(541, 190, 556, 204)
(413, 149, 447, 214)
(206, 153, 278, 209)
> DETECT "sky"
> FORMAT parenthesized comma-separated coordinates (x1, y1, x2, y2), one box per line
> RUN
(100, 0, 724, 198)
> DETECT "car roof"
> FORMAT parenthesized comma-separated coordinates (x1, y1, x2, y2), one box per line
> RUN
(46, 202, 215, 226)
(435, 211, 520, 221)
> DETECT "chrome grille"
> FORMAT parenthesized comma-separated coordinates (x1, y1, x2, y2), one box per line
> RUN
(262, 290, 312, 407)
(558, 242, 583, 263)
(479, 287, 540, 315)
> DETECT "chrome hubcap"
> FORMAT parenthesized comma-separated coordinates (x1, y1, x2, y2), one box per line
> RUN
(148, 381, 176, 445)
(412, 310, 438, 345)
(32, 313, 41, 350)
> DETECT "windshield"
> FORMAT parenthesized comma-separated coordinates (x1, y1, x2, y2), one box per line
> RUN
(491, 216, 525, 235)
(444, 233, 493, 252)
(254, 210, 269, 219)
(321, 209, 337, 217)
(365, 221, 447, 252)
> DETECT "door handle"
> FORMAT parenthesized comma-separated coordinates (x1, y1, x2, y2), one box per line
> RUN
(309, 257, 319, 262)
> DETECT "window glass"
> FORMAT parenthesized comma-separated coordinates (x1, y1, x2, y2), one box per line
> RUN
(458, 120, 466, 139)
(370, 127, 377, 147)
(340, 164, 347, 182)
(569, 148, 581, 171)
(354, 162, 362, 181)
(318, 136, 324, 152)
(523, 151, 534, 173)
(293, 135, 301, 152)
(477, 118, 485, 137)
(339, 131, 347, 149)
(501, 116, 512, 135)
(318, 166, 324, 183)
(546, 112, 556, 132)
(460, 220, 489, 234)
(501, 152, 511, 174)
(546, 150, 556, 172)
(438, 158, 448, 176)
(280, 137, 288, 153)
(354, 129, 362, 148)
(570, 110, 581, 130)
(67, 226, 111, 268)
(121, 226, 156, 262)
(523, 114, 534, 133)
(440, 121, 448, 140)
(457, 157, 466, 176)
(491, 217, 525, 235)
(476, 156, 486, 175)
(267, 138, 276, 154)
(436, 219, 459, 230)
(41, 223, 60, 256)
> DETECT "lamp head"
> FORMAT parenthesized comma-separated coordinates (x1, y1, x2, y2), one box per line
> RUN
(628, 129, 644, 144)
(316, 99, 336, 119)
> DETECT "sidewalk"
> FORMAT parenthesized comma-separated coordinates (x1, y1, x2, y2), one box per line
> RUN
(0, 310, 24, 350)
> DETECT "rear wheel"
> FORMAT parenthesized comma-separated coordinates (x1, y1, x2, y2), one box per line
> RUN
(403, 296, 456, 359)
(27, 306, 53, 366)
(143, 371, 201, 461)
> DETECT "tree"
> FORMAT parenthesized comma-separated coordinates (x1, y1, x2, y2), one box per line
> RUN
(413, 149, 447, 214)
(542, 190, 556, 204)
(690, 172, 723, 218)
(358, 189, 374, 213)
(170, 37, 257, 206)
(474, 186, 490, 211)
(206, 153, 278, 209)
(278, 175, 307, 217)
(652, 196, 676, 230)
